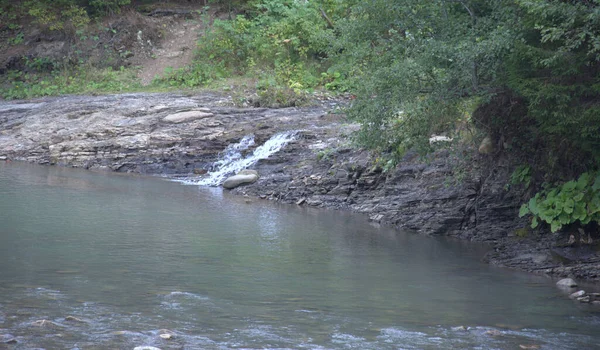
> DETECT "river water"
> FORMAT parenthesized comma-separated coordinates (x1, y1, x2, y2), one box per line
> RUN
(0, 162, 599, 349)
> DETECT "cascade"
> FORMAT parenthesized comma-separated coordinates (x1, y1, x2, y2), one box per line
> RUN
(194, 131, 297, 186)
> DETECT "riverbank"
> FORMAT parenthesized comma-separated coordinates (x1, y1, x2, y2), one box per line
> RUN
(0, 92, 599, 282)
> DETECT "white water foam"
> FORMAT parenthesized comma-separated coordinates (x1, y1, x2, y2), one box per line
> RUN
(194, 131, 298, 186)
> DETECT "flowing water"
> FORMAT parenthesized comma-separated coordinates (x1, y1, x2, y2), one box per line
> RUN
(0, 162, 599, 350)
(194, 131, 298, 186)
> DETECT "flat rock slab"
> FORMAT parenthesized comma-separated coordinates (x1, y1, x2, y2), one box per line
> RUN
(163, 110, 213, 123)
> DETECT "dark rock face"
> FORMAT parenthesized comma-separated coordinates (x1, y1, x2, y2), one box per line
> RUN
(1, 92, 599, 282)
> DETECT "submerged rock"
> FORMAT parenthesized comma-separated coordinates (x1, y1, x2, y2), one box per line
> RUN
(223, 173, 259, 189)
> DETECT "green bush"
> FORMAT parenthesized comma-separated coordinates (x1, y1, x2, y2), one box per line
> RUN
(190, 0, 336, 92)
(520, 173, 600, 232)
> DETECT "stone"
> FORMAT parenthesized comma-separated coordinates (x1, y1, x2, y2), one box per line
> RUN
(519, 345, 540, 349)
(159, 333, 172, 340)
(485, 330, 502, 336)
(478, 135, 494, 154)
(30, 319, 64, 329)
(569, 290, 586, 299)
(238, 169, 259, 177)
(222, 174, 259, 189)
(451, 326, 468, 331)
(577, 296, 591, 303)
(556, 278, 578, 288)
(64, 316, 87, 323)
(1, 334, 17, 344)
(134, 347, 162, 350)
(296, 198, 306, 205)
(369, 214, 384, 222)
(163, 111, 213, 123)
(193, 168, 208, 175)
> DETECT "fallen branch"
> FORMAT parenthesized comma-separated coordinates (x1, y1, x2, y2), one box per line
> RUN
(319, 8, 334, 28)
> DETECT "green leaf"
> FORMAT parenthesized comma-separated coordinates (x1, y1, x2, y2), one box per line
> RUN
(563, 198, 574, 214)
(573, 203, 587, 221)
(528, 197, 539, 215)
(593, 174, 600, 191)
(577, 173, 590, 190)
(558, 212, 571, 225)
(550, 221, 562, 233)
(563, 181, 577, 191)
(519, 204, 530, 217)
(531, 216, 539, 229)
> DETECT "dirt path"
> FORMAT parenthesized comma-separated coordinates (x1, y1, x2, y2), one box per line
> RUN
(137, 7, 212, 86)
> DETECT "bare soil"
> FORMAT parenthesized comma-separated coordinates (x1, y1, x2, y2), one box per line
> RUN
(0, 0, 213, 83)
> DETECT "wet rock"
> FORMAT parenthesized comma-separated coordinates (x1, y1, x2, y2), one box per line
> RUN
(451, 326, 468, 331)
(193, 168, 207, 175)
(519, 345, 540, 349)
(577, 296, 591, 303)
(134, 347, 162, 350)
(369, 214, 384, 223)
(159, 333, 172, 339)
(569, 290, 586, 299)
(223, 174, 259, 189)
(556, 278, 578, 288)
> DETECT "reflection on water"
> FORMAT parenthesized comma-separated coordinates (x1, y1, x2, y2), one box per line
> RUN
(0, 161, 599, 349)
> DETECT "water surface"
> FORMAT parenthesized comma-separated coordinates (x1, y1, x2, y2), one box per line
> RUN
(0, 162, 598, 349)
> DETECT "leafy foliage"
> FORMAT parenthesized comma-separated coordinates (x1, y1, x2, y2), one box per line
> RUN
(519, 173, 600, 232)
(329, 0, 517, 155)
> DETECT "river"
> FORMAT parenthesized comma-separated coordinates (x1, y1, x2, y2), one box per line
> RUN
(0, 162, 598, 349)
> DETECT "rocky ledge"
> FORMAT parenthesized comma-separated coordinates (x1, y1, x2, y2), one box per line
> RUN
(1, 92, 598, 282)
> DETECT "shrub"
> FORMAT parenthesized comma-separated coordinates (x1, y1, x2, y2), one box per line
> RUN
(520, 172, 600, 232)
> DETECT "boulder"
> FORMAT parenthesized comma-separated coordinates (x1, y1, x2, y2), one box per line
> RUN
(556, 278, 578, 288)
(223, 174, 259, 189)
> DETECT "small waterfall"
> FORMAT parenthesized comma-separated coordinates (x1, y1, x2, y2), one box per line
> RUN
(195, 131, 297, 186)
